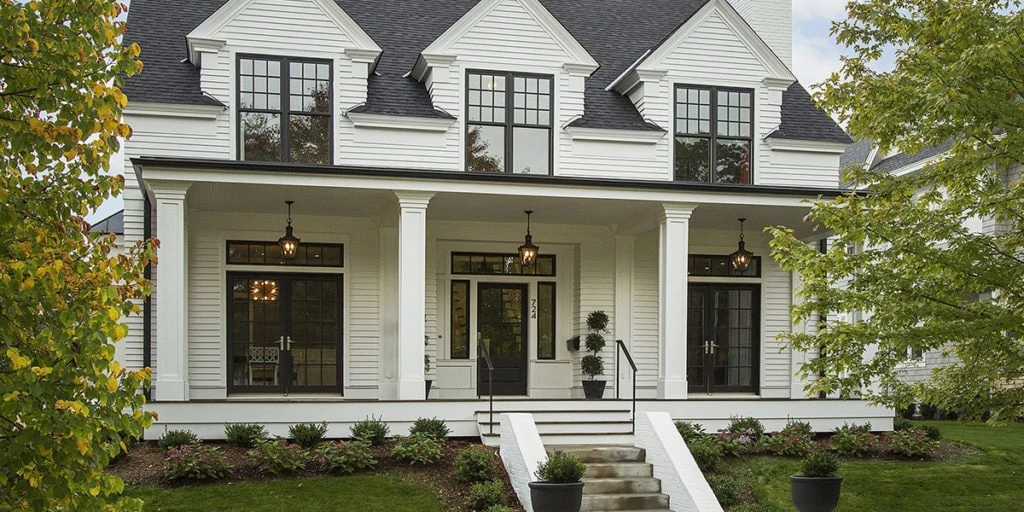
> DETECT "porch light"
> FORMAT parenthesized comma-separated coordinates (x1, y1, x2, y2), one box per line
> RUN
(730, 217, 754, 272)
(278, 200, 300, 261)
(518, 210, 539, 266)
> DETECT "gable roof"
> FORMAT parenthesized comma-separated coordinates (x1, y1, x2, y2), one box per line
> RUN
(839, 138, 954, 174)
(90, 210, 125, 235)
(123, 0, 848, 142)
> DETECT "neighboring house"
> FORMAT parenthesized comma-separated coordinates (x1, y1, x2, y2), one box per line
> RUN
(121, 0, 892, 440)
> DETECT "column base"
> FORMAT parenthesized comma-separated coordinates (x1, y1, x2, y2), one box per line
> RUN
(397, 378, 427, 400)
(657, 378, 688, 400)
(154, 378, 188, 401)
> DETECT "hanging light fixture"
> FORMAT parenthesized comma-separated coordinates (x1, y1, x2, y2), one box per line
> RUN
(518, 210, 539, 267)
(278, 200, 300, 261)
(730, 217, 754, 272)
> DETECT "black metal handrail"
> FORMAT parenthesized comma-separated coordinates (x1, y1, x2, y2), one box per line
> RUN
(615, 339, 638, 433)
(477, 340, 495, 434)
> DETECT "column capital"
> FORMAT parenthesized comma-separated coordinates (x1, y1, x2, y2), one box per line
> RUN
(662, 202, 697, 221)
(394, 190, 435, 209)
(149, 180, 193, 201)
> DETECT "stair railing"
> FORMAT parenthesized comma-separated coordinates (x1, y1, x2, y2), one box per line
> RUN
(615, 339, 638, 434)
(477, 340, 495, 435)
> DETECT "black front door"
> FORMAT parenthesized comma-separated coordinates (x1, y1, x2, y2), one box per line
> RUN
(477, 283, 528, 395)
(687, 284, 759, 393)
(228, 273, 343, 394)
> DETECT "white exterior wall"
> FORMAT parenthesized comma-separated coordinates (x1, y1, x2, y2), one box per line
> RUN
(726, 0, 792, 67)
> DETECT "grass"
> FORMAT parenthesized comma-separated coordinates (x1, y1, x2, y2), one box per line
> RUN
(129, 475, 445, 512)
(725, 421, 1024, 511)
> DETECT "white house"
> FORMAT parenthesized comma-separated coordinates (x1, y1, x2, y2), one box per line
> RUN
(120, 0, 892, 441)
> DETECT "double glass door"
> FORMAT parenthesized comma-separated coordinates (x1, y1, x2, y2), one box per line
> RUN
(687, 284, 759, 393)
(228, 273, 342, 394)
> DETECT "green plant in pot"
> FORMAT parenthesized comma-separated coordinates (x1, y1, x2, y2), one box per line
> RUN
(424, 335, 433, 399)
(790, 450, 842, 512)
(529, 451, 587, 512)
(580, 310, 608, 399)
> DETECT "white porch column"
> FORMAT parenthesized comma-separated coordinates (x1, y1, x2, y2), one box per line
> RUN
(395, 191, 434, 400)
(614, 235, 635, 399)
(658, 203, 697, 399)
(152, 182, 192, 401)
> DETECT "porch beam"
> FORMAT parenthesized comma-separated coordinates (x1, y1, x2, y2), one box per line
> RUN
(395, 191, 434, 400)
(152, 181, 192, 401)
(658, 203, 697, 399)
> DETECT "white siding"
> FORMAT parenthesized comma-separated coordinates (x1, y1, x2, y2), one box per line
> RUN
(726, 0, 792, 67)
(447, 0, 578, 69)
(631, 230, 661, 394)
(759, 149, 842, 189)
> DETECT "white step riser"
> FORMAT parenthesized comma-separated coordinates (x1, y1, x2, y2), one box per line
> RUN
(477, 411, 630, 422)
(480, 433, 636, 447)
(480, 421, 633, 435)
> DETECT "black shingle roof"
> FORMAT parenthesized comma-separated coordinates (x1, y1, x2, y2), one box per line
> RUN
(90, 210, 125, 235)
(123, 0, 848, 142)
(839, 138, 873, 170)
(871, 138, 953, 174)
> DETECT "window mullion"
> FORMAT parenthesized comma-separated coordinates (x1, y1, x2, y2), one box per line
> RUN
(505, 71, 513, 174)
(709, 86, 717, 183)
(281, 58, 290, 163)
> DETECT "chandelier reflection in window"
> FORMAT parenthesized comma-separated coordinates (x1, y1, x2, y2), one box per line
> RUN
(250, 280, 279, 301)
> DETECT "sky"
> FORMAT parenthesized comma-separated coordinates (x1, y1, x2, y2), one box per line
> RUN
(86, 0, 854, 224)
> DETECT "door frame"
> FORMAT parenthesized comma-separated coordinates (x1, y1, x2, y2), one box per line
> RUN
(226, 272, 344, 395)
(687, 283, 761, 394)
(476, 282, 529, 396)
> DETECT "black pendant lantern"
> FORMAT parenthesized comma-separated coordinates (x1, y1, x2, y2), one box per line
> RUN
(518, 210, 539, 267)
(730, 217, 754, 272)
(278, 200, 300, 261)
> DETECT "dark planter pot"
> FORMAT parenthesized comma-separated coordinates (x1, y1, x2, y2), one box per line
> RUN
(567, 336, 580, 351)
(425, 380, 433, 399)
(790, 476, 843, 512)
(582, 380, 606, 400)
(529, 481, 584, 512)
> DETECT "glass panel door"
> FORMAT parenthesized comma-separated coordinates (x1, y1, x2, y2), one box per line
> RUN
(687, 285, 759, 393)
(477, 283, 528, 395)
(229, 277, 283, 392)
(286, 276, 342, 392)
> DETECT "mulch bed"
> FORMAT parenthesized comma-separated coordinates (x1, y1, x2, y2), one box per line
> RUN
(108, 439, 525, 512)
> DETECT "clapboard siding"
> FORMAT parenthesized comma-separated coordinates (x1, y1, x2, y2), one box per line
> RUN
(448, 0, 577, 69)
(631, 230, 661, 393)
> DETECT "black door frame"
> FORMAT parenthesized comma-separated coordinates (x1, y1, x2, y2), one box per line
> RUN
(476, 282, 529, 396)
(226, 272, 344, 395)
(687, 283, 760, 394)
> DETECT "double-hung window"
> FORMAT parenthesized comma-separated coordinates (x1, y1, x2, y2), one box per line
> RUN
(674, 85, 753, 184)
(466, 71, 552, 174)
(238, 56, 332, 164)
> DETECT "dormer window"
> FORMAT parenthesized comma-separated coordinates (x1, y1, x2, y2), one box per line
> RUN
(674, 85, 753, 184)
(238, 56, 332, 165)
(466, 71, 552, 175)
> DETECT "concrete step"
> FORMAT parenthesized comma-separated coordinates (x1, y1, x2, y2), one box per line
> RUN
(584, 462, 653, 478)
(548, 445, 645, 463)
(582, 477, 661, 494)
(580, 492, 670, 511)
(475, 409, 631, 422)
(478, 419, 634, 434)
(480, 432, 634, 447)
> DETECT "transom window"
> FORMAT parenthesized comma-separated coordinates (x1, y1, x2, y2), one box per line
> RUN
(688, 254, 761, 277)
(238, 56, 332, 164)
(227, 241, 343, 267)
(466, 71, 553, 175)
(674, 86, 753, 184)
(451, 252, 555, 276)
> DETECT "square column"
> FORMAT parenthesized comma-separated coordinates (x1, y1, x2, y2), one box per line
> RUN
(152, 182, 192, 401)
(658, 203, 697, 399)
(395, 191, 434, 400)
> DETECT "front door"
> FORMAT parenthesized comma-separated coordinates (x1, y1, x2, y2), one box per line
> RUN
(687, 284, 759, 393)
(477, 283, 528, 395)
(228, 273, 343, 394)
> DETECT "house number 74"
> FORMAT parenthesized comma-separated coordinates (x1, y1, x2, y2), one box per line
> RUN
(531, 298, 537, 319)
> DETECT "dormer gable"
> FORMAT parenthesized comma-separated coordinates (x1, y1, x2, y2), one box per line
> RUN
(410, 0, 598, 82)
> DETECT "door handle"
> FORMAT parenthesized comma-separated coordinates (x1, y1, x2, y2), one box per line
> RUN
(279, 336, 286, 351)
(703, 341, 709, 355)
(709, 342, 719, 355)
(285, 336, 293, 351)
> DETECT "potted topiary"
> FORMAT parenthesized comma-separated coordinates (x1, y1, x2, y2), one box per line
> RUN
(580, 310, 608, 399)
(529, 451, 587, 512)
(790, 450, 842, 512)
(424, 335, 433, 399)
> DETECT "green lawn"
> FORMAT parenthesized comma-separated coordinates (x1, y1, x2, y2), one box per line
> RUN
(129, 475, 445, 512)
(728, 421, 1024, 511)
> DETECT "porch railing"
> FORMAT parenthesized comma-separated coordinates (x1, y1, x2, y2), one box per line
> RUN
(615, 339, 638, 434)
(477, 340, 495, 435)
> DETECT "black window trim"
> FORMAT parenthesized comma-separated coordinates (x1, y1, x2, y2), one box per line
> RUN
(236, 53, 334, 164)
(673, 83, 755, 184)
(450, 280, 471, 360)
(451, 251, 556, 276)
(687, 254, 762, 278)
(226, 240, 345, 267)
(537, 281, 556, 360)
(465, 69, 555, 176)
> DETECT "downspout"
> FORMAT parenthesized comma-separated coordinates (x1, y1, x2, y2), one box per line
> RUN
(143, 193, 152, 401)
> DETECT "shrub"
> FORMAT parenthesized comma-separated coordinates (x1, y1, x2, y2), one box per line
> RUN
(889, 428, 938, 458)
(714, 429, 759, 457)
(392, 433, 443, 465)
(162, 445, 233, 481)
(289, 422, 328, 448)
(581, 310, 608, 379)
(688, 438, 723, 473)
(830, 423, 876, 456)
(800, 451, 840, 477)
(224, 423, 268, 448)
(247, 438, 311, 475)
(315, 440, 377, 474)
(761, 421, 813, 457)
(707, 474, 741, 507)
(351, 415, 390, 446)
(899, 402, 917, 419)
(409, 417, 451, 440)
(922, 424, 942, 441)
(157, 429, 200, 450)
(726, 416, 765, 440)
(455, 446, 494, 483)
(893, 417, 913, 432)
(918, 402, 940, 420)
(469, 480, 506, 511)
(675, 421, 706, 444)
(534, 451, 586, 482)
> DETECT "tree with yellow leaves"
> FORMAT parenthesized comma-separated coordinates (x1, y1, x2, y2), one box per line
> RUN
(1, 0, 155, 509)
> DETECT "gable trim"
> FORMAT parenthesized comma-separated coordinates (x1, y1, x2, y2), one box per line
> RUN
(187, 0, 381, 66)
(413, 0, 598, 81)
(636, 0, 795, 82)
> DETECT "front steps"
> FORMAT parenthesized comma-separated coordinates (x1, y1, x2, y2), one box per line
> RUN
(550, 445, 670, 512)
(476, 402, 634, 446)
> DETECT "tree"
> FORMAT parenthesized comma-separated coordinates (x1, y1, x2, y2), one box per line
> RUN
(769, 0, 1024, 423)
(1, 1, 155, 509)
